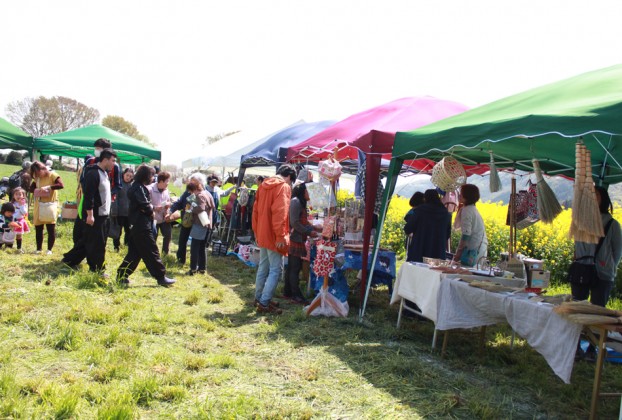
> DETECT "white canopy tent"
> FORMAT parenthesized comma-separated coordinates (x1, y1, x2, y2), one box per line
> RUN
(181, 120, 302, 177)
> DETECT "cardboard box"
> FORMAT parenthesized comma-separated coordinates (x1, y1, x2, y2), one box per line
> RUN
(529, 270, 550, 289)
(523, 258, 544, 272)
(61, 202, 78, 220)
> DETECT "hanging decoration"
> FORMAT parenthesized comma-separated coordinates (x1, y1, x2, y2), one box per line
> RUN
(489, 152, 502, 193)
(532, 159, 562, 223)
(570, 141, 603, 243)
(431, 156, 467, 192)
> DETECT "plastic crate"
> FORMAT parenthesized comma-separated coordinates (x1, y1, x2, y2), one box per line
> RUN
(211, 240, 229, 257)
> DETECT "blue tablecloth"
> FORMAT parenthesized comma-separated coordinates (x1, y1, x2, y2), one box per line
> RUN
(309, 247, 397, 301)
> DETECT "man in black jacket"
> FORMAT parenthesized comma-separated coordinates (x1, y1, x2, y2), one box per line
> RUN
(117, 164, 175, 287)
(82, 148, 117, 274)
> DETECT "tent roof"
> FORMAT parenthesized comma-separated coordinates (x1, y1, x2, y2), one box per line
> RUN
(241, 120, 336, 168)
(287, 97, 468, 162)
(393, 64, 622, 183)
(0, 117, 33, 150)
(182, 121, 302, 173)
(37, 124, 161, 163)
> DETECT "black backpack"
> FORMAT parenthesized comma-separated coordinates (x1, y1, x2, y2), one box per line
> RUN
(8, 171, 22, 189)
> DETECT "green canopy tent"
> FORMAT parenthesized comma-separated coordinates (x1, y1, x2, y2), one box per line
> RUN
(36, 124, 161, 164)
(361, 63, 622, 320)
(0, 117, 34, 151)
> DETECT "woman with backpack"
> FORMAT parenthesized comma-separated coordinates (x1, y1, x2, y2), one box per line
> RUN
(572, 186, 622, 306)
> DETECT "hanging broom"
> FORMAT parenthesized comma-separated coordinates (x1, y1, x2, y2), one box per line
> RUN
(577, 148, 604, 243)
(489, 151, 502, 193)
(570, 141, 586, 241)
(532, 159, 562, 223)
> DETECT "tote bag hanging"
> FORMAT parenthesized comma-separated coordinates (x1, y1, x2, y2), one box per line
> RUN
(38, 201, 58, 223)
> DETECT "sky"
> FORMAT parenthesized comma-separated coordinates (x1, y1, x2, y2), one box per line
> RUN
(2, 0, 622, 166)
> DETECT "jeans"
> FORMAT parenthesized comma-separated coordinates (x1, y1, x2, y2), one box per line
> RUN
(255, 247, 283, 306)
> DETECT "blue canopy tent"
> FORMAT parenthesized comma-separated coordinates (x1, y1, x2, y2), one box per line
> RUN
(237, 120, 336, 180)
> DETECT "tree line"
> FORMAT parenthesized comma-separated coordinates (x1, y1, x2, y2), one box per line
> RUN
(5, 96, 155, 147)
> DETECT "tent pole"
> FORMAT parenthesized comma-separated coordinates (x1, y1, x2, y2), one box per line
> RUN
(359, 153, 381, 307)
(359, 157, 402, 322)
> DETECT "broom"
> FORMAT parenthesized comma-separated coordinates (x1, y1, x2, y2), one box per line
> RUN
(570, 142, 585, 241)
(489, 152, 502, 193)
(532, 159, 562, 223)
(564, 313, 622, 326)
(553, 301, 622, 317)
(577, 148, 604, 243)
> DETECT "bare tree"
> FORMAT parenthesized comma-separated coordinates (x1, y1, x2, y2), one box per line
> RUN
(6, 96, 99, 137)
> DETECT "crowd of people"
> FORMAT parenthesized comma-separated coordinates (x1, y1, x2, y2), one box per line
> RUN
(3, 138, 621, 324)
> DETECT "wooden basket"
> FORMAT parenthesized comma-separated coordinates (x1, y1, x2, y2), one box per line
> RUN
(431, 157, 467, 192)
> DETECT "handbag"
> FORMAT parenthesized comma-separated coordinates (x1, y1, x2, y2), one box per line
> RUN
(38, 201, 58, 223)
(307, 182, 330, 209)
(181, 211, 193, 228)
(506, 182, 539, 230)
(318, 158, 342, 182)
(313, 239, 337, 277)
(2, 230, 16, 244)
(567, 219, 614, 286)
(108, 217, 121, 239)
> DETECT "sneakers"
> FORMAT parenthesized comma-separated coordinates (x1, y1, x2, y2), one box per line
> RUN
(157, 277, 176, 287)
(35, 250, 42, 255)
(256, 303, 283, 315)
(46, 250, 53, 255)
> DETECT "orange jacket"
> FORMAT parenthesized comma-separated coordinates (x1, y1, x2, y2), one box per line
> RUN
(252, 176, 291, 255)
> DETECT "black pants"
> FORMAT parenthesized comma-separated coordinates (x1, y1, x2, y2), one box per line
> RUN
(176, 225, 191, 264)
(284, 254, 305, 299)
(62, 218, 87, 265)
(155, 222, 172, 254)
(571, 279, 614, 307)
(113, 216, 131, 248)
(117, 227, 166, 281)
(190, 238, 207, 272)
(84, 216, 109, 273)
(35, 224, 56, 251)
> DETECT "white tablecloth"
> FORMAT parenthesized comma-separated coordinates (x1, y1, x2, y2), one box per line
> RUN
(392, 264, 582, 384)
(390, 263, 460, 322)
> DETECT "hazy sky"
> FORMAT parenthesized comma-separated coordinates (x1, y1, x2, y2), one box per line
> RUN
(2, 0, 622, 165)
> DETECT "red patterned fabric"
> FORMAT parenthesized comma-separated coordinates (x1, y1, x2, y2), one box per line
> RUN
(313, 239, 337, 276)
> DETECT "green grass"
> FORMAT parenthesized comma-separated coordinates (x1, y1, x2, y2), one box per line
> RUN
(1, 162, 622, 417)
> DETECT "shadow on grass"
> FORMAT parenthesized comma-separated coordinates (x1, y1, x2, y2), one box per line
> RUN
(207, 255, 622, 419)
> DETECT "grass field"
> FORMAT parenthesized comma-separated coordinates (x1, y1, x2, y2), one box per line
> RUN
(1, 163, 621, 418)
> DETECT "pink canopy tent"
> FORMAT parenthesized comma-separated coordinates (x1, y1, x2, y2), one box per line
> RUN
(286, 97, 471, 305)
